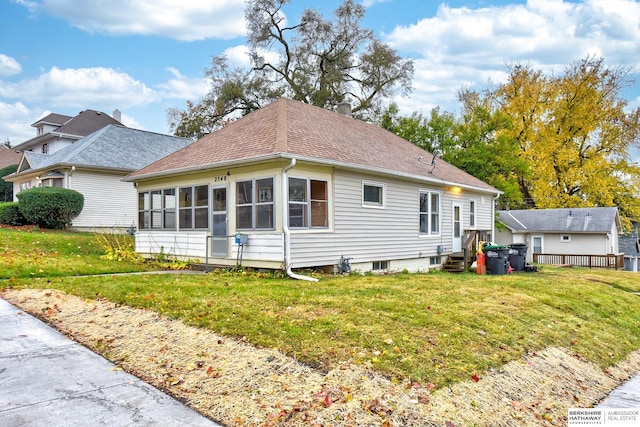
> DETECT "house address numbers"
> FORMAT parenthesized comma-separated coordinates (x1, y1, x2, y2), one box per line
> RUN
(213, 175, 228, 183)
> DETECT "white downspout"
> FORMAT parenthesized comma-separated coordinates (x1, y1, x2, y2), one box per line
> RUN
(282, 158, 319, 282)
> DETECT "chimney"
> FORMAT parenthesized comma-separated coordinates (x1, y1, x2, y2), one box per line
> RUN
(113, 109, 122, 123)
(336, 102, 352, 117)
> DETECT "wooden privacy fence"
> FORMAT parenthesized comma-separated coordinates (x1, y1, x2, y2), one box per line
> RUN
(533, 253, 625, 270)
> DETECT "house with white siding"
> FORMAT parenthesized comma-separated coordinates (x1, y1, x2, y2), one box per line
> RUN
(495, 207, 624, 269)
(125, 99, 500, 276)
(5, 125, 192, 231)
(12, 109, 123, 156)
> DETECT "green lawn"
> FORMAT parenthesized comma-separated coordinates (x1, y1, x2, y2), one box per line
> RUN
(3, 227, 640, 388)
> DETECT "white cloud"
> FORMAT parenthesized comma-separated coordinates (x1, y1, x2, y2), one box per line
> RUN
(118, 112, 145, 130)
(0, 101, 40, 143)
(23, 0, 247, 41)
(0, 66, 159, 108)
(222, 44, 287, 70)
(361, 0, 391, 7)
(385, 0, 640, 113)
(156, 67, 210, 100)
(0, 54, 22, 77)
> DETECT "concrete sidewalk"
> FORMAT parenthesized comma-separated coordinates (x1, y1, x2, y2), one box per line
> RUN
(0, 298, 221, 427)
(598, 372, 640, 408)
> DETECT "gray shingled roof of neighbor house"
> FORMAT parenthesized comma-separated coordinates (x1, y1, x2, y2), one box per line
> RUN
(20, 125, 193, 173)
(497, 207, 620, 233)
(14, 110, 124, 151)
(126, 98, 498, 193)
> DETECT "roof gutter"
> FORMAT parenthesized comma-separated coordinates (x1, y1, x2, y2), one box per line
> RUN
(282, 158, 319, 282)
(127, 153, 501, 196)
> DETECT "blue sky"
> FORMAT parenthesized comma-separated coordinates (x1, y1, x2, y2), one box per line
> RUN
(1, 0, 639, 161)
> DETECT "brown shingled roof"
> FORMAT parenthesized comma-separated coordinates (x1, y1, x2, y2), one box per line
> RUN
(31, 113, 73, 127)
(128, 99, 497, 192)
(55, 109, 123, 136)
(0, 145, 22, 169)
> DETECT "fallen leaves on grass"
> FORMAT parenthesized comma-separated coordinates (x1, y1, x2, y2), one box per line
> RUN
(4, 288, 640, 427)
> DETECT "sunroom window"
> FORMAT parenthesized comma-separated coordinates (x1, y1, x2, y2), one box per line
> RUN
(288, 177, 328, 228)
(138, 188, 177, 230)
(236, 178, 274, 230)
(179, 185, 209, 229)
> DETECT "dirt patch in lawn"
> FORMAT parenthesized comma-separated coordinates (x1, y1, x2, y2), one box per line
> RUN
(3, 288, 640, 426)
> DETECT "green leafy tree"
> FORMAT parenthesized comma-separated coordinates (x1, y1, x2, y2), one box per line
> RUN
(168, 0, 414, 138)
(0, 164, 17, 202)
(380, 101, 528, 208)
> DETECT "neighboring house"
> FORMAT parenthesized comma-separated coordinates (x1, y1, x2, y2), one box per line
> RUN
(496, 207, 623, 268)
(12, 109, 123, 156)
(125, 98, 500, 275)
(620, 221, 640, 272)
(4, 125, 193, 231)
(0, 145, 22, 169)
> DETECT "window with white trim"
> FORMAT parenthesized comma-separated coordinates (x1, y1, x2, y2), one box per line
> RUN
(138, 188, 177, 230)
(419, 191, 440, 234)
(236, 178, 274, 230)
(362, 181, 385, 207)
(179, 185, 208, 229)
(560, 234, 571, 243)
(469, 200, 476, 227)
(372, 261, 389, 271)
(288, 177, 328, 228)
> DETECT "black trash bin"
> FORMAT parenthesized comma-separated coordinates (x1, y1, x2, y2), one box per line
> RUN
(508, 243, 528, 272)
(484, 245, 509, 274)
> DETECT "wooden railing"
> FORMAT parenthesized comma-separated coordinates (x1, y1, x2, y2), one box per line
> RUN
(533, 253, 624, 270)
(461, 229, 492, 271)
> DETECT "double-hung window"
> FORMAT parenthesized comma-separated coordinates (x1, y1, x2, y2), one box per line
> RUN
(288, 177, 328, 228)
(179, 185, 209, 229)
(236, 178, 274, 230)
(419, 191, 440, 234)
(138, 188, 177, 230)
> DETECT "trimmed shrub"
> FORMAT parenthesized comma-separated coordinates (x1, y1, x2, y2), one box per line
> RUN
(0, 164, 18, 202)
(0, 202, 28, 225)
(17, 187, 84, 229)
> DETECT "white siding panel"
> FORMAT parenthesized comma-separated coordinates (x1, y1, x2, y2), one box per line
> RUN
(232, 233, 284, 261)
(542, 233, 609, 255)
(136, 231, 208, 258)
(289, 170, 494, 269)
(70, 171, 137, 229)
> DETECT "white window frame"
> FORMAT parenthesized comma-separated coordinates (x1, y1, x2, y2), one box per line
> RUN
(372, 260, 389, 271)
(362, 181, 386, 208)
(236, 177, 275, 231)
(419, 190, 441, 235)
(532, 235, 544, 254)
(560, 234, 571, 243)
(288, 177, 329, 229)
(179, 184, 209, 230)
(469, 199, 476, 228)
(138, 188, 177, 231)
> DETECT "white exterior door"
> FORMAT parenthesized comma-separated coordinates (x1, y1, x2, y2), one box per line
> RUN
(211, 186, 228, 257)
(452, 203, 462, 253)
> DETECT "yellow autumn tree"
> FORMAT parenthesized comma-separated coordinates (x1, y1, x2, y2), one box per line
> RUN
(493, 57, 640, 229)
